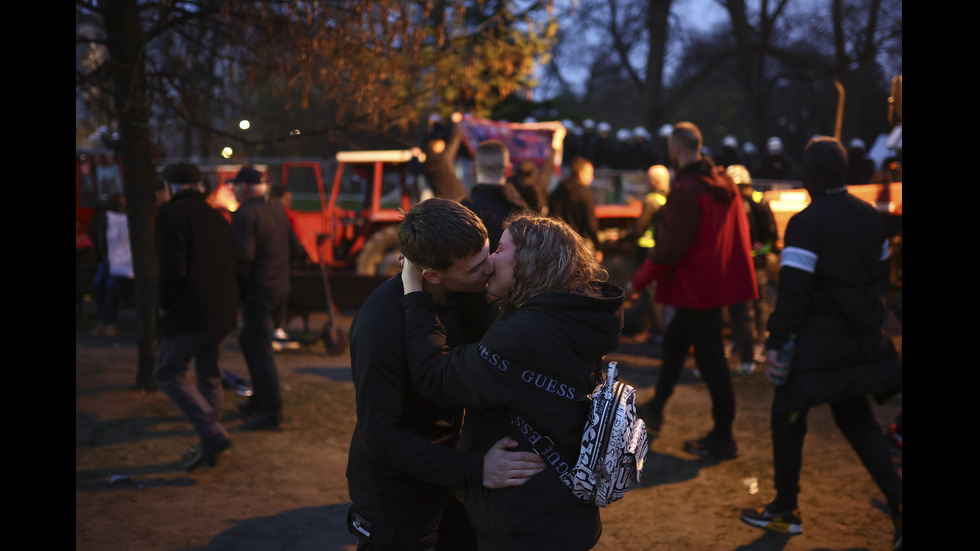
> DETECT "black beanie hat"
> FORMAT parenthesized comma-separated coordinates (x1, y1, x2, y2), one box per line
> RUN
(231, 166, 263, 184)
(802, 136, 847, 194)
(162, 163, 202, 185)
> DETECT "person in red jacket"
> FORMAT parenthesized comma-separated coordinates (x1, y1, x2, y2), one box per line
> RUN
(629, 121, 757, 459)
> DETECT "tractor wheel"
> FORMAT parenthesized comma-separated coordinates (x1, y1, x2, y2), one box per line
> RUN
(356, 225, 402, 277)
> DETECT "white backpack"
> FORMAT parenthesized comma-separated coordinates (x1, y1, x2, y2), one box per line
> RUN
(512, 361, 648, 507)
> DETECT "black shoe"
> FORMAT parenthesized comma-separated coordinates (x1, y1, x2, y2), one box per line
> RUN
(181, 436, 231, 471)
(683, 434, 737, 459)
(240, 412, 282, 431)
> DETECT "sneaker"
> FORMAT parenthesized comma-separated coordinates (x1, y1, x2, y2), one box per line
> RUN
(180, 435, 231, 471)
(741, 502, 803, 535)
(683, 434, 737, 459)
(736, 362, 755, 377)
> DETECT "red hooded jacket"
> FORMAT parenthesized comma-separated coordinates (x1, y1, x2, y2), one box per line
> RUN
(631, 160, 757, 309)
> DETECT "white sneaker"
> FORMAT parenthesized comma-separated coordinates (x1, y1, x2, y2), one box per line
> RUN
(274, 328, 289, 340)
(736, 362, 755, 377)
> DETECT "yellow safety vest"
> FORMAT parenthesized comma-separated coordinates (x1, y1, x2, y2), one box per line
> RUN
(637, 192, 667, 249)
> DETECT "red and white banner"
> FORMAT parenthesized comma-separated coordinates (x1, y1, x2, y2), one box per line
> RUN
(456, 115, 565, 174)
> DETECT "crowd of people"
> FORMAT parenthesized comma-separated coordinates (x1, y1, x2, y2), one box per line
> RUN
(344, 121, 902, 550)
(85, 117, 902, 550)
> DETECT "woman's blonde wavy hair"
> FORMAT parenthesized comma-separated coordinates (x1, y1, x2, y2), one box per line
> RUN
(497, 212, 608, 313)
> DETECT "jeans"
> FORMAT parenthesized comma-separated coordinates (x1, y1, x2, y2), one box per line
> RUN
(91, 258, 121, 325)
(154, 331, 229, 443)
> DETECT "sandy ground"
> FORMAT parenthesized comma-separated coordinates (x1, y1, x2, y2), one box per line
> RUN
(76, 305, 903, 551)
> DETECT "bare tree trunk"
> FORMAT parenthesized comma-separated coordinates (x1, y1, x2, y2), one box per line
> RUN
(103, 0, 159, 391)
(833, 0, 884, 141)
(721, 0, 790, 146)
(643, 0, 672, 130)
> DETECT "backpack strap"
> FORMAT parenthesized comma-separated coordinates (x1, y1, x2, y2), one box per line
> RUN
(509, 412, 577, 486)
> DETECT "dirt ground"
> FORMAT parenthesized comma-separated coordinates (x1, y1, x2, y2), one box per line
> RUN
(76, 302, 903, 551)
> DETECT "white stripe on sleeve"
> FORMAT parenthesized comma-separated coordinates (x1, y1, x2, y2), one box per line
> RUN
(780, 246, 818, 273)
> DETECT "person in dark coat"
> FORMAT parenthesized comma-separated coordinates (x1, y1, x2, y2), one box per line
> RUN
(508, 160, 548, 214)
(548, 156, 601, 254)
(346, 198, 545, 551)
(231, 166, 292, 431)
(153, 163, 240, 470)
(740, 137, 902, 550)
(462, 139, 531, 251)
(401, 212, 624, 551)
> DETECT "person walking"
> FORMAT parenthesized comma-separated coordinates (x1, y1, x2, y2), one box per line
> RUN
(725, 164, 777, 376)
(87, 193, 133, 336)
(629, 122, 757, 458)
(740, 137, 902, 550)
(231, 166, 291, 431)
(153, 163, 239, 470)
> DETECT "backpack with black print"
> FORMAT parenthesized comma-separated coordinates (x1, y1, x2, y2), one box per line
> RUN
(514, 361, 648, 507)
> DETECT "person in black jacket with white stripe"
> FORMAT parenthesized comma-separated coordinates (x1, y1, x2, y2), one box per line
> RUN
(740, 137, 902, 550)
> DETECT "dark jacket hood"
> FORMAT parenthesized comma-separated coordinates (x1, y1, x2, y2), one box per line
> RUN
(523, 281, 624, 361)
(802, 136, 848, 196)
(679, 159, 737, 204)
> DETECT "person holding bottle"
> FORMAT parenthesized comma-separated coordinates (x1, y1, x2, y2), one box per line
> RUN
(741, 137, 902, 551)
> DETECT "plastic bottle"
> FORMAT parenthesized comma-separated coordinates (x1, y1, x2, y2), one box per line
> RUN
(771, 334, 796, 385)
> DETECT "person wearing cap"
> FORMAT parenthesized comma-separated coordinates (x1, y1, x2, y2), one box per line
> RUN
(724, 164, 777, 377)
(740, 137, 902, 548)
(231, 166, 292, 430)
(154, 163, 240, 469)
(757, 137, 789, 180)
(621, 164, 670, 344)
(716, 135, 743, 168)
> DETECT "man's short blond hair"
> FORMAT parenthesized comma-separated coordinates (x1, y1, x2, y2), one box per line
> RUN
(474, 139, 510, 183)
